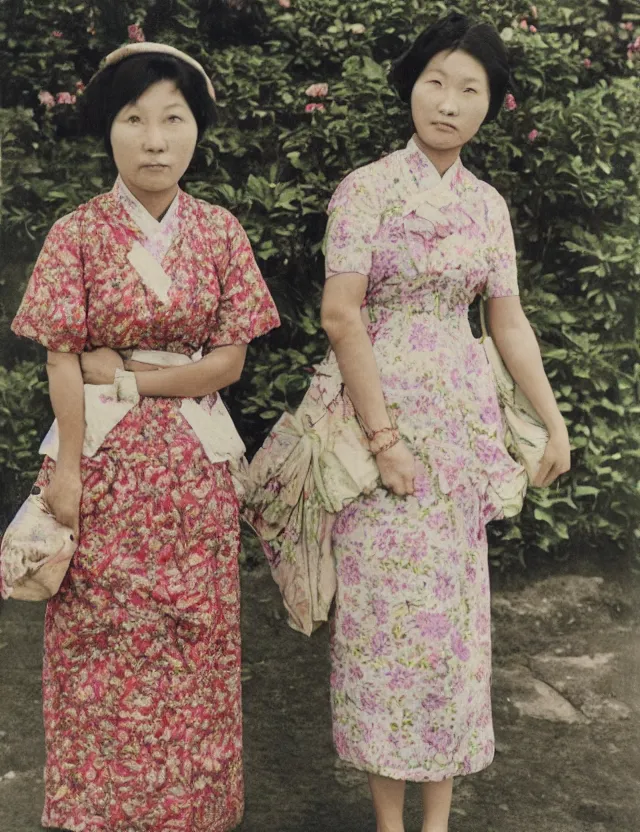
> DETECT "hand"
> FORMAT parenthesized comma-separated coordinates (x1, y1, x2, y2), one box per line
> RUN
(532, 426, 571, 488)
(124, 360, 161, 373)
(80, 347, 124, 385)
(44, 467, 82, 538)
(376, 440, 417, 497)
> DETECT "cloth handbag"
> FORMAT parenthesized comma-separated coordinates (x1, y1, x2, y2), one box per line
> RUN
(479, 298, 549, 483)
(0, 486, 77, 601)
(243, 350, 380, 636)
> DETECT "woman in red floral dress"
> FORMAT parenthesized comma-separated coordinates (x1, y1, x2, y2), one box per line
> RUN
(11, 44, 279, 832)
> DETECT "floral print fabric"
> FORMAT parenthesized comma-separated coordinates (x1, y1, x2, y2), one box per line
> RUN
(324, 137, 524, 781)
(11, 185, 280, 831)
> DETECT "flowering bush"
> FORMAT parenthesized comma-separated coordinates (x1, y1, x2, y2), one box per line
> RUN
(0, 0, 639, 565)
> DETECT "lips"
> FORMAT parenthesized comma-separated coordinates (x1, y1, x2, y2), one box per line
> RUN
(433, 122, 456, 130)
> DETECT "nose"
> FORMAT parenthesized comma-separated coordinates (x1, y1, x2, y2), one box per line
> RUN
(439, 91, 459, 117)
(142, 124, 168, 153)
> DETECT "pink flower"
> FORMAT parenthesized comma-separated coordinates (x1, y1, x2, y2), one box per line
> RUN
(529, 25, 537, 33)
(341, 613, 360, 640)
(278, 0, 291, 7)
(434, 572, 455, 601)
(76, 80, 86, 93)
(415, 611, 451, 640)
(504, 93, 517, 111)
(350, 23, 366, 34)
(56, 92, 76, 105)
(305, 102, 325, 113)
(128, 23, 145, 42)
(38, 90, 56, 109)
(451, 630, 471, 661)
(52, 30, 63, 38)
(519, 19, 528, 30)
(338, 555, 360, 586)
(528, 129, 539, 142)
(583, 58, 592, 68)
(305, 82, 328, 98)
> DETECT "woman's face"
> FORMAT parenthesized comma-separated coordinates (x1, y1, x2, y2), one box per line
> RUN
(410, 49, 491, 154)
(110, 79, 198, 199)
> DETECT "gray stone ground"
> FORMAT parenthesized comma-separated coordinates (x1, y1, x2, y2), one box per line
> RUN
(1, 564, 639, 832)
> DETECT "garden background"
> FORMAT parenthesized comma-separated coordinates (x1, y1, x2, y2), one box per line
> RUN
(1, 0, 639, 568)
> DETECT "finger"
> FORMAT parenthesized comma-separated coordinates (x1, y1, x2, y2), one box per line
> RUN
(543, 464, 560, 488)
(533, 459, 552, 488)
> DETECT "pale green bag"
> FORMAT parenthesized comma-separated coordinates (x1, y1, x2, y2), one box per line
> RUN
(480, 298, 549, 484)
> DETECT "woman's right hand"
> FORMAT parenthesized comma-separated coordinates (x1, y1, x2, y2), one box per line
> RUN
(376, 440, 417, 497)
(44, 467, 82, 538)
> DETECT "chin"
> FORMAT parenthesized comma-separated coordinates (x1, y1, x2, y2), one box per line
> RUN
(418, 132, 461, 152)
(135, 174, 178, 191)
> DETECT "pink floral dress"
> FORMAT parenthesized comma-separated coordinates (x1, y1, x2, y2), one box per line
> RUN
(324, 137, 523, 782)
(11, 179, 280, 831)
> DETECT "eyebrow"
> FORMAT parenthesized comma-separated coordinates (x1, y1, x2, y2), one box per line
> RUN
(427, 68, 483, 84)
(124, 100, 188, 111)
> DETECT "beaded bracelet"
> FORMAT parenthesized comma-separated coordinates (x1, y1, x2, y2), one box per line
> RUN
(370, 428, 401, 457)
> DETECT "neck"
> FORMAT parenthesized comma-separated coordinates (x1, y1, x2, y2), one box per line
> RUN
(412, 133, 460, 177)
(121, 179, 179, 220)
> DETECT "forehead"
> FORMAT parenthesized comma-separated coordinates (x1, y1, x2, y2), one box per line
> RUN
(124, 79, 186, 107)
(423, 49, 489, 84)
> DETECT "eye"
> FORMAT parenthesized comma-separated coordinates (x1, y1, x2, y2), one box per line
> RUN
(429, 79, 443, 86)
(465, 88, 478, 94)
(167, 114, 183, 123)
(127, 115, 140, 124)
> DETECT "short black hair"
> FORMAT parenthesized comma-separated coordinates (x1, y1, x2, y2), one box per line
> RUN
(82, 53, 216, 158)
(389, 12, 511, 123)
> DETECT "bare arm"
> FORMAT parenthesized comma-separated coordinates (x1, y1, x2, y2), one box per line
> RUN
(321, 273, 416, 495)
(488, 295, 571, 485)
(81, 345, 247, 397)
(133, 345, 247, 398)
(45, 351, 85, 534)
(487, 296, 565, 433)
(321, 273, 392, 432)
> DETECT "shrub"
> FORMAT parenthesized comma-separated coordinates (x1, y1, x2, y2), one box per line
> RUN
(1, 0, 639, 563)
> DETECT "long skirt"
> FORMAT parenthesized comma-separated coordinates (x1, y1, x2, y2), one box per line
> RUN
(37, 401, 244, 832)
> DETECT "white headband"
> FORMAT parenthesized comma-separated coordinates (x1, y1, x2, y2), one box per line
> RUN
(98, 42, 216, 101)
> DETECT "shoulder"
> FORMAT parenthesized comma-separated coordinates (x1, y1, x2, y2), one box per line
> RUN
(186, 194, 243, 233)
(329, 151, 401, 213)
(50, 191, 119, 238)
(465, 172, 511, 216)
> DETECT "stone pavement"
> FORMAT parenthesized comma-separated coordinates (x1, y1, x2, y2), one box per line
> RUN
(1, 567, 639, 832)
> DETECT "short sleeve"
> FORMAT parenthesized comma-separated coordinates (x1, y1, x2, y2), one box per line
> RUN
(11, 212, 87, 352)
(323, 171, 381, 280)
(483, 191, 520, 299)
(204, 212, 280, 352)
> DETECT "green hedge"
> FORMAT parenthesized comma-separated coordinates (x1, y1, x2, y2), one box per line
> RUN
(1, 0, 639, 564)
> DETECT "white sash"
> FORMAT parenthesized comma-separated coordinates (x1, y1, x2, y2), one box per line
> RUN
(39, 349, 246, 465)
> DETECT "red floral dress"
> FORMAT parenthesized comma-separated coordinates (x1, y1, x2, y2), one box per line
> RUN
(11, 182, 280, 832)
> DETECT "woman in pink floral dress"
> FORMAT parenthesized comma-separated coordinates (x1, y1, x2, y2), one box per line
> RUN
(11, 44, 279, 832)
(321, 14, 570, 832)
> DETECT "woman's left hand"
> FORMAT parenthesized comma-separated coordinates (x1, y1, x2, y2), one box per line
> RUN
(80, 347, 124, 385)
(533, 425, 571, 488)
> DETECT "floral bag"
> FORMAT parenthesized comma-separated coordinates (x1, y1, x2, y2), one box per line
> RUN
(243, 350, 379, 635)
(0, 486, 77, 601)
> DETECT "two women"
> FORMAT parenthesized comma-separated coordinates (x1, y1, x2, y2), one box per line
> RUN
(12, 43, 279, 831)
(11, 13, 569, 832)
